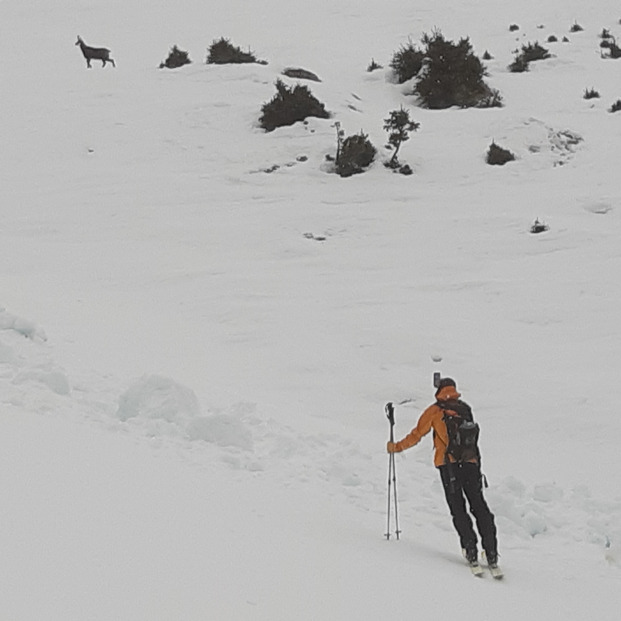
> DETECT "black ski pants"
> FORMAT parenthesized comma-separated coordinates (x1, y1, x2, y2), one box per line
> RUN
(438, 462, 497, 555)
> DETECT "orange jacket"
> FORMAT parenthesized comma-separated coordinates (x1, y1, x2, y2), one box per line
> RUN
(392, 385, 471, 467)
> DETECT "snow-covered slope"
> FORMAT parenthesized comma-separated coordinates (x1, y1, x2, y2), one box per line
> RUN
(1, 0, 620, 618)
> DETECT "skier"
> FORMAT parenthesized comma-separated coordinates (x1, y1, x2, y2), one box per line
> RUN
(386, 377, 499, 571)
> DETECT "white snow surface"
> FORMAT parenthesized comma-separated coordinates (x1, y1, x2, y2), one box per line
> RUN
(1, 0, 621, 618)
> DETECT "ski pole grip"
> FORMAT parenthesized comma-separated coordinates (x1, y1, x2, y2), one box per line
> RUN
(385, 402, 395, 426)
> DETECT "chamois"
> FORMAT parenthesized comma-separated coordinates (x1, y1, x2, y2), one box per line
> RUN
(75, 36, 115, 68)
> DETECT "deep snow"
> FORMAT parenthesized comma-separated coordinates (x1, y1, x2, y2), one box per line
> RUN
(1, 0, 620, 618)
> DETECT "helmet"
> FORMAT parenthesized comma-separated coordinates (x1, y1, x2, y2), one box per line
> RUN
(437, 377, 456, 389)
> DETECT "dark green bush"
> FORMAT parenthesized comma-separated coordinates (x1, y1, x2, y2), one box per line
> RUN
(389, 41, 425, 83)
(478, 89, 504, 108)
(159, 45, 191, 69)
(259, 79, 330, 132)
(584, 87, 600, 99)
(207, 38, 258, 64)
(336, 132, 377, 177)
(530, 218, 549, 234)
(609, 99, 621, 112)
(520, 41, 551, 62)
(570, 21, 584, 33)
(383, 107, 420, 168)
(367, 58, 383, 72)
(604, 39, 621, 58)
(415, 31, 496, 109)
(486, 141, 515, 165)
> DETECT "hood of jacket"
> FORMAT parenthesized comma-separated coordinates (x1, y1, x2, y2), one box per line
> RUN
(435, 385, 461, 402)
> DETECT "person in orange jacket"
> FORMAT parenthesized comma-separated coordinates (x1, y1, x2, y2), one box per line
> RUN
(387, 377, 499, 567)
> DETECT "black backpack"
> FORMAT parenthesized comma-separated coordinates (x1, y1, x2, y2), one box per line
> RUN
(439, 399, 481, 464)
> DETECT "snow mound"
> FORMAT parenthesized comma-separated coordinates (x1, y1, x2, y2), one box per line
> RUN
(0, 306, 70, 401)
(489, 477, 620, 555)
(115, 376, 259, 451)
(0, 307, 47, 341)
(116, 374, 201, 435)
(12, 368, 70, 396)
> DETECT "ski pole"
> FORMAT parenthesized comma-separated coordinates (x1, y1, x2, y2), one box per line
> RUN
(385, 402, 401, 540)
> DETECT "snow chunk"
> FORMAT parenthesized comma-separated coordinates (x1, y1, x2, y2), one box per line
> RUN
(115, 381, 257, 452)
(12, 369, 70, 396)
(0, 307, 69, 396)
(523, 510, 548, 537)
(0, 307, 47, 341)
(187, 414, 253, 450)
(116, 375, 201, 424)
(533, 483, 564, 503)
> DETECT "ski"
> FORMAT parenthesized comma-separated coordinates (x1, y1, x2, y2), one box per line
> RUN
(488, 564, 504, 580)
(482, 551, 504, 579)
(464, 552, 503, 579)
(469, 561, 484, 577)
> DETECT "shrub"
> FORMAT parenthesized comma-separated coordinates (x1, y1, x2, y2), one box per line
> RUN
(259, 79, 330, 132)
(584, 87, 600, 99)
(335, 130, 377, 177)
(547, 35, 558, 43)
(609, 99, 621, 112)
(389, 40, 425, 83)
(570, 21, 584, 33)
(508, 54, 530, 72)
(508, 42, 550, 73)
(482, 50, 493, 60)
(478, 89, 504, 108)
(486, 141, 515, 165)
(383, 107, 420, 168)
(603, 39, 621, 58)
(207, 37, 259, 64)
(415, 30, 496, 109)
(367, 58, 383, 72)
(520, 41, 551, 62)
(159, 45, 191, 69)
(509, 24, 520, 32)
(530, 218, 549, 234)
